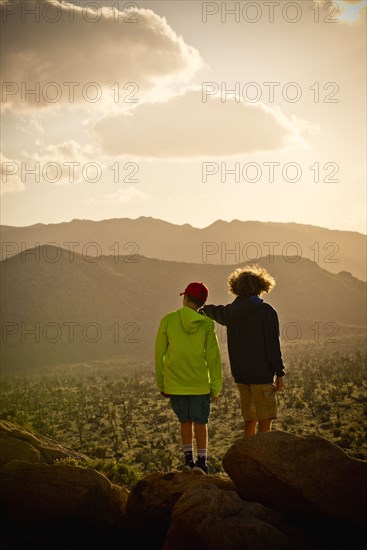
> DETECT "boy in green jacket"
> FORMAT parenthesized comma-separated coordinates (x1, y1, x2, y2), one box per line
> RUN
(155, 282, 222, 474)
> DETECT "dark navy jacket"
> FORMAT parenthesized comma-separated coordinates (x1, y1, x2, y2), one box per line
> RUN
(202, 296, 285, 384)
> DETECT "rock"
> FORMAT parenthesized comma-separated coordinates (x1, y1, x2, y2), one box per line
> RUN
(2, 420, 365, 548)
(0, 422, 130, 547)
(0, 421, 88, 465)
(222, 430, 367, 528)
(0, 460, 129, 532)
(164, 481, 312, 550)
(125, 470, 236, 546)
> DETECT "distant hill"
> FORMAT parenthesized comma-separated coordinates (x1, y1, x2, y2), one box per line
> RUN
(0, 245, 365, 372)
(1, 217, 366, 280)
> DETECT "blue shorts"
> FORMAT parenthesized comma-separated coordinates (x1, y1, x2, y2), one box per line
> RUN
(170, 394, 211, 423)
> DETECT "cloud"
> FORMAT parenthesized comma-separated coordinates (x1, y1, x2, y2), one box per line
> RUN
(30, 139, 91, 161)
(336, 0, 366, 23)
(92, 88, 305, 158)
(0, 0, 204, 111)
(84, 187, 149, 205)
(0, 152, 26, 194)
(317, 0, 366, 23)
(16, 117, 44, 134)
(17, 139, 105, 186)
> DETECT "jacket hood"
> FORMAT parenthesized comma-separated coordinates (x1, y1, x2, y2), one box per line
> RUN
(231, 295, 263, 321)
(178, 306, 207, 333)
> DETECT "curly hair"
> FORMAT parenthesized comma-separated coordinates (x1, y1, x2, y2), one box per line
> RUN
(227, 264, 276, 297)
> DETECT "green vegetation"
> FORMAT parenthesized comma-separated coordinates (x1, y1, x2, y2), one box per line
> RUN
(1, 340, 366, 487)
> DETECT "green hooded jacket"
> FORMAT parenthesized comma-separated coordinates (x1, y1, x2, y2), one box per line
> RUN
(155, 306, 222, 396)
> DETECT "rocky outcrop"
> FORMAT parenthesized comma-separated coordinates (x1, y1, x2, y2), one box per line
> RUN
(222, 430, 367, 529)
(125, 470, 236, 545)
(0, 421, 129, 547)
(0, 420, 88, 465)
(0, 460, 128, 531)
(1, 421, 366, 549)
(163, 481, 313, 550)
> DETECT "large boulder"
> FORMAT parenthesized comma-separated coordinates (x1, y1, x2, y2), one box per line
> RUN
(0, 460, 129, 530)
(125, 470, 236, 546)
(0, 420, 88, 465)
(0, 422, 129, 547)
(223, 430, 367, 528)
(164, 481, 312, 550)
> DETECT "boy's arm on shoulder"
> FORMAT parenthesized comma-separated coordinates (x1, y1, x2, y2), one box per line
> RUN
(202, 303, 232, 326)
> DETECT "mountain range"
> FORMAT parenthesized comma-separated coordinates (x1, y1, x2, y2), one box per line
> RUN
(1, 244, 365, 372)
(1, 217, 366, 280)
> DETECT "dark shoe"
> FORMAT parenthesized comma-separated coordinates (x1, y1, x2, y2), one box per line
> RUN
(193, 456, 209, 474)
(182, 452, 195, 472)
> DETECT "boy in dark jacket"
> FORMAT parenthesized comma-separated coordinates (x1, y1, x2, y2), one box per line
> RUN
(201, 264, 285, 436)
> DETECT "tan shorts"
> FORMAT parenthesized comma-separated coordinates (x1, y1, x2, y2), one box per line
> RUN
(237, 383, 277, 421)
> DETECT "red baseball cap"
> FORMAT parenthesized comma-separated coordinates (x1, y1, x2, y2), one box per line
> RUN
(180, 282, 208, 302)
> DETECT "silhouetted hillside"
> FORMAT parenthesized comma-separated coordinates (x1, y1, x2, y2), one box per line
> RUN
(0, 245, 365, 372)
(1, 217, 365, 280)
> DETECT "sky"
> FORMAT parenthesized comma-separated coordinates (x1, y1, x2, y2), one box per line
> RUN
(0, 0, 366, 233)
